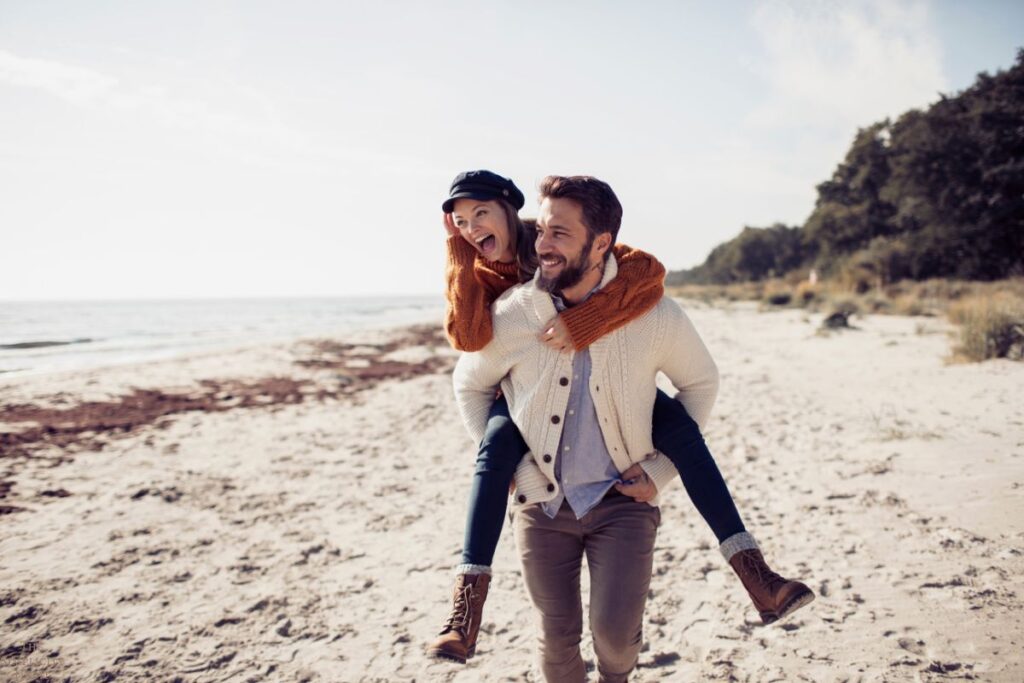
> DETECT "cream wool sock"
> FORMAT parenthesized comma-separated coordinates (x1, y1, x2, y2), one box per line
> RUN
(719, 531, 759, 561)
(454, 563, 492, 576)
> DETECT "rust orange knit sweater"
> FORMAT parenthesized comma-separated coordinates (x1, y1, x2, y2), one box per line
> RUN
(444, 235, 666, 352)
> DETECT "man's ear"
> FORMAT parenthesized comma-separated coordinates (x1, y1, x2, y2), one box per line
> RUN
(593, 232, 612, 258)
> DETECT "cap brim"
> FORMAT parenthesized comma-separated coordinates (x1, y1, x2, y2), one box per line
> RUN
(441, 190, 499, 213)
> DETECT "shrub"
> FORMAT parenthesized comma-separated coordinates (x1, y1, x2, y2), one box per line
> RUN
(948, 294, 1024, 361)
(794, 281, 819, 306)
(864, 295, 892, 314)
(838, 261, 876, 294)
(764, 291, 792, 306)
(829, 298, 861, 318)
(761, 280, 793, 306)
(891, 295, 927, 316)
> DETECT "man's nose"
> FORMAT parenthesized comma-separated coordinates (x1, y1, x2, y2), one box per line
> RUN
(536, 231, 553, 251)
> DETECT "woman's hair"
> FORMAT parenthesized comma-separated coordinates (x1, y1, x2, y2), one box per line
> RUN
(492, 200, 535, 283)
(516, 216, 538, 283)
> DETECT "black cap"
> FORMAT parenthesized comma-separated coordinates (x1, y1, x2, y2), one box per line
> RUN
(442, 170, 525, 213)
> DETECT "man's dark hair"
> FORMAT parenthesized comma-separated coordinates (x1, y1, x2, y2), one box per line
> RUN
(537, 175, 622, 261)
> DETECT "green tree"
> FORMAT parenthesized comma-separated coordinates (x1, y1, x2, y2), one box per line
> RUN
(802, 121, 897, 273)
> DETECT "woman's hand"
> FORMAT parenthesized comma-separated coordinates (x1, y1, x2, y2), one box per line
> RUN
(614, 464, 657, 503)
(443, 212, 459, 238)
(539, 316, 573, 352)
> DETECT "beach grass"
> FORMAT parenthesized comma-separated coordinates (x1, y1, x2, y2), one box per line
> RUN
(669, 277, 1024, 361)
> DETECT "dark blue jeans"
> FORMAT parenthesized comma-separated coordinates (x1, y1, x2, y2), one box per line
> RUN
(460, 390, 747, 566)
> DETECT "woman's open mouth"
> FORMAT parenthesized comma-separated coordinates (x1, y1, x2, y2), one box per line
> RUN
(475, 234, 498, 258)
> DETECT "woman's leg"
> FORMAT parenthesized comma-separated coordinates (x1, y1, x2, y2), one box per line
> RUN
(651, 389, 746, 544)
(460, 393, 530, 568)
(651, 390, 814, 624)
(430, 394, 529, 663)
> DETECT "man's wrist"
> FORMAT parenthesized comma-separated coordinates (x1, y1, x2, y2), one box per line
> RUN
(638, 453, 675, 495)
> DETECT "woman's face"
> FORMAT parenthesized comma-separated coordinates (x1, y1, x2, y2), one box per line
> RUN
(450, 198, 515, 263)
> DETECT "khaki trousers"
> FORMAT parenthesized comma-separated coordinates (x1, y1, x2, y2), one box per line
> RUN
(512, 491, 660, 683)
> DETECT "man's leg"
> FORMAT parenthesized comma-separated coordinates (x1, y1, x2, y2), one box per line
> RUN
(514, 501, 587, 683)
(584, 493, 660, 683)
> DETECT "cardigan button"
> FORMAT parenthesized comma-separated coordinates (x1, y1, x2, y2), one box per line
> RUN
(543, 453, 552, 463)
(546, 483, 555, 492)
(559, 377, 569, 386)
(517, 494, 527, 504)
(551, 415, 560, 424)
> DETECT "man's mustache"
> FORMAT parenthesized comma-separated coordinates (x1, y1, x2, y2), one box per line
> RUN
(537, 252, 566, 263)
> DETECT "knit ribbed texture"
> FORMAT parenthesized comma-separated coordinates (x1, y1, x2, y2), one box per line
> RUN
(444, 236, 515, 352)
(560, 244, 666, 350)
(719, 531, 760, 561)
(454, 563, 493, 576)
(452, 254, 720, 510)
(443, 237, 666, 353)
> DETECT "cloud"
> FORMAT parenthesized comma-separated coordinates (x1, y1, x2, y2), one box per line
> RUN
(0, 48, 304, 149)
(0, 49, 118, 105)
(746, 0, 948, 136)
(0, 48, 445, 176)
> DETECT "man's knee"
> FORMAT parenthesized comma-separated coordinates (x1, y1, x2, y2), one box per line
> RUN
(534, 613, 585, 673)
(536, 607, 582, 649)
(590, 620, 642, 679)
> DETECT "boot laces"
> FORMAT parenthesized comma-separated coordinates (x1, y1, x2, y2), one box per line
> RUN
(441, 583, 475, 635)
(738, 552, 787, 592)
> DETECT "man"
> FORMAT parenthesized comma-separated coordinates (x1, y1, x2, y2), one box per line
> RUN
(452, 175, 721, 682)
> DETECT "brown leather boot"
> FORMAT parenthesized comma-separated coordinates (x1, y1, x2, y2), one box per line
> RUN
(729, 549, 815, 625)
(427, 573, 491, 663)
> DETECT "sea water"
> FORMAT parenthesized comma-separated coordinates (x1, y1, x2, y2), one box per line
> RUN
(0, 296, 444, 377)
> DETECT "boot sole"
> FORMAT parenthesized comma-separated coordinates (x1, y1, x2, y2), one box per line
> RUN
(760, 588, 815, 625)
(427, 646, 475, 665)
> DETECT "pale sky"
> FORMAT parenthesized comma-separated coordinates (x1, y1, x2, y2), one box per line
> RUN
(1, 0, 1021, 300)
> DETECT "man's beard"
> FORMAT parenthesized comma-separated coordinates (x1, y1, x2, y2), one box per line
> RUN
(537, 235, 595, 295)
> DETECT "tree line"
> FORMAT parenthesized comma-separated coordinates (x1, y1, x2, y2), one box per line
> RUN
(668, 48, 1024, 287)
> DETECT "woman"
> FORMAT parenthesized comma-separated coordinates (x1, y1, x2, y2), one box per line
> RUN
(428, 170, 813, 664)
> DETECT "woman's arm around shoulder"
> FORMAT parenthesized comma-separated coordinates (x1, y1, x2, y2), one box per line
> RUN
(557, 243, 666, 350)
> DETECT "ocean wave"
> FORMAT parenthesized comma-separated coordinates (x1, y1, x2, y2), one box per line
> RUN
(0, 338, 95, 350)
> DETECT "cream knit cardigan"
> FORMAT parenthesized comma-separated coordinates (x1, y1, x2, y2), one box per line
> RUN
(452, 254, 720, 508)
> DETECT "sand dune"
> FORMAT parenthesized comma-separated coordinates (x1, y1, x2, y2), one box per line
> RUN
(1, 304, 1021, 682)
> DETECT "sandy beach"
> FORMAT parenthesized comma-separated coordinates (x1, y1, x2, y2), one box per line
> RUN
(1, 303, 1022, 682)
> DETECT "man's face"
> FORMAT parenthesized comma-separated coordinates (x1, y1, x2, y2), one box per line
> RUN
(535, 197, 596, 294)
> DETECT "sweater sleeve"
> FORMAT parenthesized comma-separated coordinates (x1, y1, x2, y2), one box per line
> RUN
(559, 243, 666, 351)
(452, 336, 513, 446)
(638, 300, 720, 497)
(655, 300, 720, 432)
(443, 236, 496, 352)
(444, 236, 520, 352)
